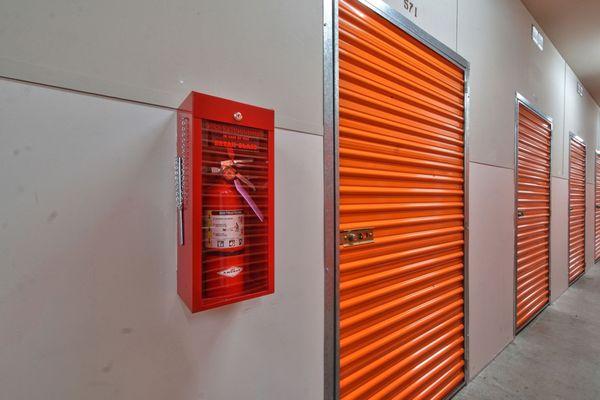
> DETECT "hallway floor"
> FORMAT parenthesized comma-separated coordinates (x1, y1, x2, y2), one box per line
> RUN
(456, 264, 600, 400)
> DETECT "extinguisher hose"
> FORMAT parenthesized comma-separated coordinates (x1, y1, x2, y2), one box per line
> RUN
(234, 179, 264, 222)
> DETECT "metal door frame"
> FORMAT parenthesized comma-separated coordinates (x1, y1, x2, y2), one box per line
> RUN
(512, 93, 553, 335)
(323, 1, 471, 398)
(568, 132, 586, 286)
(595, 150, 600, 263)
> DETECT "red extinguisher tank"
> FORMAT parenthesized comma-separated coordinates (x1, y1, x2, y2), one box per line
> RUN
(204, 166, 247, 298)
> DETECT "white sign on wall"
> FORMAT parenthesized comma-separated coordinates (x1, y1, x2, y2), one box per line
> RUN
(532, 25, 544, 51)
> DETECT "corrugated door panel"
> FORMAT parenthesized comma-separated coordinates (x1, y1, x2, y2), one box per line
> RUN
(515, 104, 551, 330)
(569, 136, 586, 284)
(595, 151, 600, 262)
(338, 0, 466, 398)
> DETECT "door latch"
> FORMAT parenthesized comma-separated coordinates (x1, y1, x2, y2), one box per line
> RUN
(341, 228, 374, 247)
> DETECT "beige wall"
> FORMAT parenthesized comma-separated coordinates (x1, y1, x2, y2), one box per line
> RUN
(384, 0, 458, 49)
(550, 177, 569, 301)
(1, 0, 600, 398)
(0, 0, 324, 135)
(467, 163, 515, 376)
(0, 79, 324, 400)
(0, 1, 326, 399)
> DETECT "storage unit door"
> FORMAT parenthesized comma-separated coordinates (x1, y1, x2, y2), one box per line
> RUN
(568, 136, 586, 284)
(595, 151, 600, 262)
(515, 104, 551, 331)
(338, 0, 466, 398)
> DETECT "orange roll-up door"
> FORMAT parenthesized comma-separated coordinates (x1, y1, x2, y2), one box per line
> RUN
(514, 103, 551, 331)
(595, 151, 600, 262)
(568, 135, 586, 284)
(338, 0, 466, 399)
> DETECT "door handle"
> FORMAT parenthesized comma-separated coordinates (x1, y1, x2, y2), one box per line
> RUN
(596, 205, 600, 209)
(517, 210, 525, 218)
(341, 228, 374, 247)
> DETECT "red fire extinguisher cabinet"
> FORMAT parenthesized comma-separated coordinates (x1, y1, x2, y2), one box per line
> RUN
(176, 92, 274, 313)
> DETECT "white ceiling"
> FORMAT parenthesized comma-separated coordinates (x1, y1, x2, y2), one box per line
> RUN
(521, 0, 600, 105)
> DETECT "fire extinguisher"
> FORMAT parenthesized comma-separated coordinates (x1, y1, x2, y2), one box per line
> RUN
(204, 158, 264, 298)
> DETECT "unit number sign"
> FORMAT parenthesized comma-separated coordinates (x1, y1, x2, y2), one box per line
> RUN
(403, 0, 418, 18)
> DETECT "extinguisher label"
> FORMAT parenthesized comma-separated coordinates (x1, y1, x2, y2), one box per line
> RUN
(206, 210, 244, 249)
(217, 266, 243, 278)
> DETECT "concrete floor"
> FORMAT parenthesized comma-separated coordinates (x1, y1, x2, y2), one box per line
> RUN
(456, 264, 600, 400)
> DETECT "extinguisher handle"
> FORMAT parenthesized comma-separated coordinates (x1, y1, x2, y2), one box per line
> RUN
(221, 159, 254, 168)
